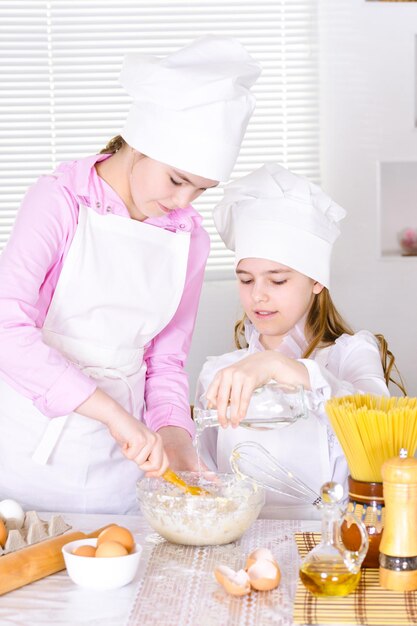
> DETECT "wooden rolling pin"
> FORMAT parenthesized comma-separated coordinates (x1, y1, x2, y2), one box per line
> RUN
(0, 525, 110, 595)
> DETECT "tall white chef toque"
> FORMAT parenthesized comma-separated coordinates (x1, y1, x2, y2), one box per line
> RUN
(213, 163, 346, 288)
(119, 35, 261, 182)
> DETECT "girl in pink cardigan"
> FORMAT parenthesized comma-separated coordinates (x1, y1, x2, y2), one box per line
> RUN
(0, 36, 260, 513)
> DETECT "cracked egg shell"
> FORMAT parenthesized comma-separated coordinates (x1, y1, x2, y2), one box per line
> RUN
(214, 565, 251, 596)
(245, 547, 276, 569)
(247, 559, 281, 591)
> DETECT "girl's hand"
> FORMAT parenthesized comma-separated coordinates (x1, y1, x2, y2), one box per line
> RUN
(75, 388, 169, 475)
(205, 351, 310, 427)
(109, 413, 169, 475)
(157, 426, 209, 474)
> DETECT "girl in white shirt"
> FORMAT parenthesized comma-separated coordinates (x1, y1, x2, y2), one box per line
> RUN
(195, 163, 403, 516)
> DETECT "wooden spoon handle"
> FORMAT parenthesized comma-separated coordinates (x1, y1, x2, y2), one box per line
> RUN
(162, 468, 210, 496)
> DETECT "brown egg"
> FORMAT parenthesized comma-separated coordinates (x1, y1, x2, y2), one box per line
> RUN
(247, 559, 281, 591)
(214, 565, 251, 596)
(245, 547, 275, 570)
(0, 519, 7, 548)
(96, 540, 129, 558)
(97, 525, 134, 553)
(72, 544, 96, 557)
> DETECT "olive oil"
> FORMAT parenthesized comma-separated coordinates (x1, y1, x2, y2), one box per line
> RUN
(299, 561, 361, 597)
(298, 482, 368, 598)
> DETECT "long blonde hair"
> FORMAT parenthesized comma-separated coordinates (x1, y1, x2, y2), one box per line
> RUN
(234, 288, 406, 395)
(99, 135, 126, 155)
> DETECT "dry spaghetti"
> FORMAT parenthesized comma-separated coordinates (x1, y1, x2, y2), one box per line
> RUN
(325, 395, 417, 482)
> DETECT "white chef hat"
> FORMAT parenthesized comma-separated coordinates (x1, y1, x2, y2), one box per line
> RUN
(119, 35, 261, 182)
(213, 163, 346, 287)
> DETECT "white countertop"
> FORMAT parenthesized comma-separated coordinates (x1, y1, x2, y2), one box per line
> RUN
(0, 512, 321, 626)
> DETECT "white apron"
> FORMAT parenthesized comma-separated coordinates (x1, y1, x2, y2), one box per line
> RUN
(0, 204, 190, 514)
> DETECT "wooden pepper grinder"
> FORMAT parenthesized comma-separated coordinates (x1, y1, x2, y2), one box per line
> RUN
(379, 448, 417, 591)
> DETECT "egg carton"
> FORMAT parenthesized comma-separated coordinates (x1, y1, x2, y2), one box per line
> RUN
(1, 511, 71, 556)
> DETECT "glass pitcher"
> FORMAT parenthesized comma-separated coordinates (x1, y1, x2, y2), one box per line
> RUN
(194, 382, 307, 432)
(299, 482, 369, 597)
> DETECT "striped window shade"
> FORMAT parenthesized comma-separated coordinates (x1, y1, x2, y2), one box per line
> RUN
(0, 0, 320, 278)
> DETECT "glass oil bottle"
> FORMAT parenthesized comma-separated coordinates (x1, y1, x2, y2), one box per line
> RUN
(299, 482, 369, 597)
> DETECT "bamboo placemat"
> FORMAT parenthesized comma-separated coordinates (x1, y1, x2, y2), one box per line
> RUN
(294, 532, 417, 625)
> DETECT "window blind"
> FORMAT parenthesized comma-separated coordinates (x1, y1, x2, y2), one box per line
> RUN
(0, 0, 319, 277)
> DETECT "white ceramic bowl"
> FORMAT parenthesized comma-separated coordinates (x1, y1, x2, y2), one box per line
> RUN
(62, 538, 142, 590)
(137, 472, 265, 546)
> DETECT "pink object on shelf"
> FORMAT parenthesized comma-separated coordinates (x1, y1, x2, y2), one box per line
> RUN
(398, 227, 417, 255)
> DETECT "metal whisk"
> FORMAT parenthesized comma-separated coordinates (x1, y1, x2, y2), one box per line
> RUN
(230, 441, 322, 507)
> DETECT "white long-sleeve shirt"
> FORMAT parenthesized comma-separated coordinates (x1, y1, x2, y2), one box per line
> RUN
(195, 321, 389, 517)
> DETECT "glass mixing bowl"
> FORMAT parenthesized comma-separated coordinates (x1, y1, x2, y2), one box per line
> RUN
(137, 472, 265, 546)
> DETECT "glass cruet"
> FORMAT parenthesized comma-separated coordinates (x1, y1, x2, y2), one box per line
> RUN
(299, 482, 369, 597)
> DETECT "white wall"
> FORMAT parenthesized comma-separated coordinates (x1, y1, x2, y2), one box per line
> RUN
(188, 0, 417, 399)
(319, 0, 417, 395)
(379, 161, 417, 255)
(186, 280, 240, 401)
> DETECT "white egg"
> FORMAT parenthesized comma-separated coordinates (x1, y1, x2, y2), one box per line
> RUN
(0, 499, 25, 528)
